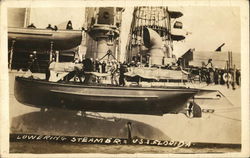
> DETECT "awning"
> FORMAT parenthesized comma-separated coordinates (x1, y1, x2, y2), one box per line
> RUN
(124, 67, 188, 80)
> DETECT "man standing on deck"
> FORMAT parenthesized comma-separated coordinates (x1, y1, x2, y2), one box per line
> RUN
(110, 60, 118, 86)
(205, 68, 211, 85)
(119, 62, 126, 86)
(28, 51, 40, 73)
(46, 57, 55, 81)
(214, 68, 219, 84)
(82, 58, 94, 84)
(101, 60, 107, 73)
(236, 69, 241, 86)
(95, 59, 100, 72)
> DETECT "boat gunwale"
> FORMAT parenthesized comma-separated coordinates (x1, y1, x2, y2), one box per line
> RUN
(50, 89, 159, 98)
(8, 31, 53, 37)
(8, 27, 83, 33)
(15, 77, 199, 93)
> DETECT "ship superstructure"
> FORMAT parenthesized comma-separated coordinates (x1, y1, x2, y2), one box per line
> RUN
(84, 7, 124, 60)
(126, 7, 185, 66)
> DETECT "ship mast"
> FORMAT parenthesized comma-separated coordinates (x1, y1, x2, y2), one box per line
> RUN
(85, 7, 124, 61)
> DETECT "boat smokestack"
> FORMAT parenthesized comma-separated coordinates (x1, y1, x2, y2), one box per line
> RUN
(143, 27, 164, 65)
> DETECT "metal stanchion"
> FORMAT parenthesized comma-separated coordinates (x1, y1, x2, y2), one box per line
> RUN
(127, 122, 132, 144)
(9, 40, 16, 70)
(49, 41, 54, 62)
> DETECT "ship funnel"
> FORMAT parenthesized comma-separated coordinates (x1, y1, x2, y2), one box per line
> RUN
(143, 27, 164, 65)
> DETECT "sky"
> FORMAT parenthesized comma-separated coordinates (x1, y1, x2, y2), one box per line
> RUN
(170, 6, 241, 57)
(120, 6, 241, 59)
(29, 8, 85, 29)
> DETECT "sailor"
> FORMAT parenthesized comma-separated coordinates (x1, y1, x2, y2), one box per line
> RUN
(119, 62, 126, 86)
(46, 58, 55, 81)
(198, 68, 202, 83)
(214, 68, 219, 84)
(136, 54, 141, 63)
(145, 62, 149, 67)
(136, 62, 141, 67)
(130, 60, 136, 67)
(95, 59, 100, 72)
(90, 58, 94, 65)
(46, 24, 53, 30)
(101, 60, 107, 73)
(81, 27, 86, 31)
(176, 58, 181, 67)
(48, 58, 57, 81)
(205, 68, 211, 85)
(224, 69, 232, 89)
(75, 59, 83, 82)
(236, 69, 241, 86)
(28, 51, 40, 72)
(66, 20, 73, 30)
(187, 102, 193, 118)
(106, 61, 112, 72)
(82, 58, 94, 84)
(27, 23, 36, 28)
(230, 69, 236, 90)
(110, 60, 118, 86)
(53, 25, 58, 31)
(206, 59, 213, 68)
(132, 56, 137, 62)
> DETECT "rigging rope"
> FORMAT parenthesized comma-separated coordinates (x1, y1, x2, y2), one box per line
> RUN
(210, 113, 241, 122)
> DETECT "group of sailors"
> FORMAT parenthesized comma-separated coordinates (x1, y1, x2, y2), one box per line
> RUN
(74, 57, 241, 88)
(58, 57, 128, 86)
(86, 58, 128, 86)
(27, 20, 74, 31)
(30, 49, 240, 89)
(189, 65, 241, 90)
(125, 57, 241, 89)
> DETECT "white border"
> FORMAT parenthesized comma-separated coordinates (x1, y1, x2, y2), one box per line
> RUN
(0, 0, 249, 157)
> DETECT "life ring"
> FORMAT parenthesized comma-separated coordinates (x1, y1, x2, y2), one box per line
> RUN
(223, 73, 232, 82)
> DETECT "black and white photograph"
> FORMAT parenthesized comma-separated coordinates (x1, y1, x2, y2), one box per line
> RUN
(0, 0, 249, 157)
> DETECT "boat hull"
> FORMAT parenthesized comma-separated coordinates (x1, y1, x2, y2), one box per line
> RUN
(14, 77, 199, 115)
(8, 27, 82, 51)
